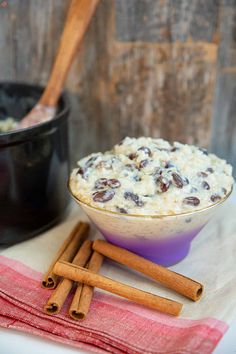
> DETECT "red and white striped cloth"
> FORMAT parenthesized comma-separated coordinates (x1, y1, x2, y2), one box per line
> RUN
(0, 201, 236, 354)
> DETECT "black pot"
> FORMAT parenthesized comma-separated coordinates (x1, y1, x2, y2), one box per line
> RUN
(0, 82, 70, 245)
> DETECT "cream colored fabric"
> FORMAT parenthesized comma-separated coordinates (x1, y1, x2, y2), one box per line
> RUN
(1, 196, 236, 323)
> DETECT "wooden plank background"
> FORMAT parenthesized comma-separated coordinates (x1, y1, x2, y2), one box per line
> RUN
(0, 0, 235, 177)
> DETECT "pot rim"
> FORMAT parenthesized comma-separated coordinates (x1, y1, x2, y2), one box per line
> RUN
(0, 81, 70, 142)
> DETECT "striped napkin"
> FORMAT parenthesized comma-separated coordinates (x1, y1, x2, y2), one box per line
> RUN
(0, 197, 236, 354)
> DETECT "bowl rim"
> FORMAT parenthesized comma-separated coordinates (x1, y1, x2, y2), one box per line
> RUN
(68, 180, 233, 219)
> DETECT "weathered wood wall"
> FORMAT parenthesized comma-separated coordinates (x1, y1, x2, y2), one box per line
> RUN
(0, 0, 235, 177)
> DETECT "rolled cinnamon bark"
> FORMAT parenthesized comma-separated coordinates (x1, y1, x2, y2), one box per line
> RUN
(42, 221, 89, 289)
(69, 251, 104, 320)
(92, 240, 203, 301)
(54, 260, 183, 316)
(44, 239, 93, 315)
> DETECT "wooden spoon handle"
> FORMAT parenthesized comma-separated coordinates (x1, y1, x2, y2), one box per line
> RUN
(39, 0, 99, 107)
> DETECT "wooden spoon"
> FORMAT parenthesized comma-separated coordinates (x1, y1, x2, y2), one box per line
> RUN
(19, 0, 99, 129)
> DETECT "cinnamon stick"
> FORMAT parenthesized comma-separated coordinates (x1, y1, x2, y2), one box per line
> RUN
(42, 222, 89, 289)
(54, 260, 183, 316)
(69, 251, 104, 320)
(44, 240, 92, 315)
(93, 240, 203, 301)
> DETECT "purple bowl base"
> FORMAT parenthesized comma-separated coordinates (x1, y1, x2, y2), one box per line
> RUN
(99, 226, 204, 267)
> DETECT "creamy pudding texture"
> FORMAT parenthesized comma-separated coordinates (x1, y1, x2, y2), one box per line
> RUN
(70, 137, 234, 215)
(0, 117, 18, 133)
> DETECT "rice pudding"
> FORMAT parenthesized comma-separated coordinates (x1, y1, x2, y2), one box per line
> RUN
(69, 137, 234, 215)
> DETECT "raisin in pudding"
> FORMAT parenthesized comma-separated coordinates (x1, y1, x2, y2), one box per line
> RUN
(69, 137, 234, 216)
